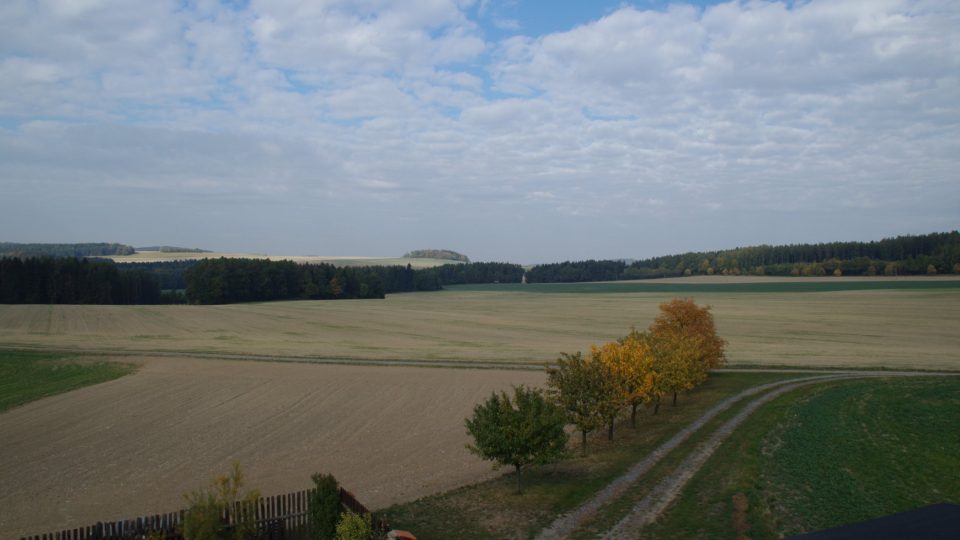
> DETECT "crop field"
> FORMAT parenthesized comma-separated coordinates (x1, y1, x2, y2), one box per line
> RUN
(104, 250, 460, 268)
(0, 355, 544, 537)
(1, 278, 959, 370)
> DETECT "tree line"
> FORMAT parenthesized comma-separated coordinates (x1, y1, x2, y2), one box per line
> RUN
(403, 249, 471, 262)
(466, 298, 725, 492)
(0, 242, 135, 258)
(526, 231, 960, 282)
(183, 258, 523, 304)
(0, 256, 524, 305)
(0, 256, 166, 304)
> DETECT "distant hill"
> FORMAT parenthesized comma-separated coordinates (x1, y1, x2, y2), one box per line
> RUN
(136, 246, 211, 253)
(403, 249, 470, 263)
(0, 242, 135, 258)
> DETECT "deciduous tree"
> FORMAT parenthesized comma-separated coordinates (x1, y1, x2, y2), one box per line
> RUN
(465, 385, 569, 493)
(648, 298, 726, 407)
(595, 335, 654, 428)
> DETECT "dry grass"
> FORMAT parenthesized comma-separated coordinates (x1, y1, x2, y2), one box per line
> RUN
(103, 250, 460, 268)
(1, 285, 958, 370)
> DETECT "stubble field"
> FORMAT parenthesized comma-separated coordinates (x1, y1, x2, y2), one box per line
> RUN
(1, 278, 958, 370)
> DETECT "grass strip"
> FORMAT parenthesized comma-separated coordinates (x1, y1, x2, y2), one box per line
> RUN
(0, 349, 135, 412)
(449, 280, 960, 294)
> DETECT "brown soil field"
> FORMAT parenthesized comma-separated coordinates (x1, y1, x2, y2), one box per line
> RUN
(0, 356, 544, 538)
(1, 285, 959, 370)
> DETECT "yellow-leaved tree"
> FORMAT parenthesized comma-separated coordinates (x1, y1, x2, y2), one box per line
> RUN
(595, 333, 655, 428)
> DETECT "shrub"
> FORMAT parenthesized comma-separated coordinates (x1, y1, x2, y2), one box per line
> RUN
(309, 472, 341, 540)
(335, 512, 375, 540)
(181, 461, 260, 540)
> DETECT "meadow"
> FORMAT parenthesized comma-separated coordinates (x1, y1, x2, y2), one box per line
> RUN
(1, 277, 958, 370)
(0, 350, 133, 412)
(643, 376, 960, 538)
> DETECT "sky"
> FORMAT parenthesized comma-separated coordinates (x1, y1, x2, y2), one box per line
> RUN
(1, 0, 958, 263)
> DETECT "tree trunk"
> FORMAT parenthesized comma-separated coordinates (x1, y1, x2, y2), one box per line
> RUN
(673, 391, 678, 406)
(654, 397, 661, 415)
(608, 418, 614, 440)
(515, 464, 523, 494)
(581, 430, 588, 456)
(631, 402, 638, 428)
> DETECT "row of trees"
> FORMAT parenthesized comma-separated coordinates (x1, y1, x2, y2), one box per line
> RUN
(0, 256, 167, 304)
(403, 249, 470, 262)
(0, 242, 136, 258)
(0, 256, 524, 305)
(184, 258, 391, 304)
(184, 258, 526, 304)
(526, 231, 960, 282)
(466, 298, 725, 491)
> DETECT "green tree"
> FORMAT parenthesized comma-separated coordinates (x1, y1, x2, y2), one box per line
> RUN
(465, 385, 569, 493)
(546, 352, 615, 454)
(309, 473, 341, 540)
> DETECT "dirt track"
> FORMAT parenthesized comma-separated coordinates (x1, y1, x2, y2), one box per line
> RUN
(0, 356, 543, 539)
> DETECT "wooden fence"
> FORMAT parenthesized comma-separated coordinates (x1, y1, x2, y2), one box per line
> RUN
(20, 487, 388, 540)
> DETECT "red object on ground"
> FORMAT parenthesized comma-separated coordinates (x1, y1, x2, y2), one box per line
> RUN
(390, 531, 417, 540)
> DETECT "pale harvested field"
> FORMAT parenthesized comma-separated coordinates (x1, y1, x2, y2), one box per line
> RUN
(1, 283, 959, 370)
(0, 356, 544, 538)
(105, 251, 459, 268)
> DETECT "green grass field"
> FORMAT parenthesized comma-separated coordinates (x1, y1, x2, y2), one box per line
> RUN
(0, 350, 134, 412)
(644, 376, 960, 539)
(453, 279, 960, 294)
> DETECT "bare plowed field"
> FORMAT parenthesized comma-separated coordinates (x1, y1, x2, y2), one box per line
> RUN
(0, 357, 543, 538)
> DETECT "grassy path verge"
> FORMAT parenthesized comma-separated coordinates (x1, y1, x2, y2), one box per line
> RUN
(643, 376, 960, 539)
(381, 372, 804, 539)
(534, 375, 848, 539)
(0, 350, 134, 412)
(599, 376, 861, 538)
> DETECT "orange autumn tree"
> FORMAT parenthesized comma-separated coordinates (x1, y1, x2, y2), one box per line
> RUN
(647, 298, 727, 408)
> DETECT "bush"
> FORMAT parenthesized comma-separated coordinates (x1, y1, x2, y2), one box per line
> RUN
(309, 472, 341, 540)
(181, 461, 260, 540)
(335, 512, 375, 540)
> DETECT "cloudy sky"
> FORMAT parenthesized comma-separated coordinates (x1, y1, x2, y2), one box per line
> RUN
(1, 0, 958, 263)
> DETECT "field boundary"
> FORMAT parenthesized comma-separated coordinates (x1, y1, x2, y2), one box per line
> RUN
(2, 345, 957, 374)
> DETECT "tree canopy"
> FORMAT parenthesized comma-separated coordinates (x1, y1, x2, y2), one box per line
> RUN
(465, 385, 569, 493)
(526, 231, 960, 282)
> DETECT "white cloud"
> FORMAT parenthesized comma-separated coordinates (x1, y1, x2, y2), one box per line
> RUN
(0, 0, 957, 261)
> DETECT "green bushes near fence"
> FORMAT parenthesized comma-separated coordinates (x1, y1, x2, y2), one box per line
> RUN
(182, 461, 260, 540)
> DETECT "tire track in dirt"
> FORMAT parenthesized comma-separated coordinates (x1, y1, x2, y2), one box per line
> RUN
(535, 374, 855, 540)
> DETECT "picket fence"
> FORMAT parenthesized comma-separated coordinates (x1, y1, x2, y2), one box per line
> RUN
(20, 487, 387, 540)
